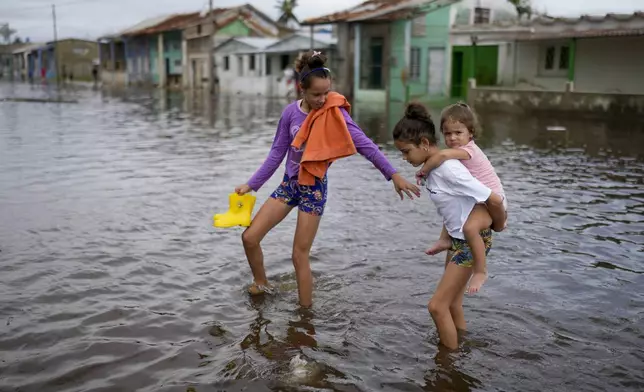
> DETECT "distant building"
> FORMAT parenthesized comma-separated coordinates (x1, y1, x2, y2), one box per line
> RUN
(214, 32, 336, 97)
(301, 0, 514, 105)
(451, 11, 644, 115)
(8, 39, 97, 82)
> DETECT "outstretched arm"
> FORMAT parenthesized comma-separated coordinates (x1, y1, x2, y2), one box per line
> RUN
(245, 114, 290, 192)
(341, 108, 420, 199)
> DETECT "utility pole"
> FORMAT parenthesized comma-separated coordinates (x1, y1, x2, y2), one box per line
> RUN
(52, 4, 60, 89)
(207, 0, 215, 95)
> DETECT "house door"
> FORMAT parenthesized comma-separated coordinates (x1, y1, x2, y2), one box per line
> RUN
(369, 37, 384, 89)
(427, 48, 445, 96)
(451, 51, 464, 98)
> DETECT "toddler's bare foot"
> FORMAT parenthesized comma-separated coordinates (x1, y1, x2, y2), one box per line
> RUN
(425, 238, 452, 255)
(467, 271, 488, 294)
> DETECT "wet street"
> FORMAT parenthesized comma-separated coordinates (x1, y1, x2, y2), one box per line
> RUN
(1, 82, 643, 392)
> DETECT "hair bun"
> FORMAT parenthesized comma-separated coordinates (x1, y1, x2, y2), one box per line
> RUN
(404, 102, 431, 122)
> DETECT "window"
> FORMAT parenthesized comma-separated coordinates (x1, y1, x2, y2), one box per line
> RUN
(224, 56, 229, 71)
(249, 54, 255, 71)
(559, 46, 570, 70)
(266, 56, 272, 75)
(540, 44, 570, 75)
(174, 59, 181, 67)
(197, 24, 202, 35)
(544, 46, 555, 70)
(410, 47, 421, 81)
(474, 7, 491, 24)
(280, 54, 290, 70)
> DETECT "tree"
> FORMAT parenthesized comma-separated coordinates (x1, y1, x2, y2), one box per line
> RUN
(13, 36, 23, 45)
(507, 0, 533, 21)
(0, 23, 17, 43)
(275, 0, 299, 28)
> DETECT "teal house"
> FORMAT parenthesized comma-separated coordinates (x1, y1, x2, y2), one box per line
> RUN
(301, 0, 518, 109)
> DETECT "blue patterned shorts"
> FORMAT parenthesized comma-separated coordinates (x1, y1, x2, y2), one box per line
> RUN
(448, 228, 493, 268)
(270, 173, 328, 216)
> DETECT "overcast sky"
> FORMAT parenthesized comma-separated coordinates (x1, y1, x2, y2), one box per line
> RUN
(1, 0, 642, 42)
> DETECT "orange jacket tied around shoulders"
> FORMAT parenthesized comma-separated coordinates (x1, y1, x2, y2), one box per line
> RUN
(291, 92, 357, 185)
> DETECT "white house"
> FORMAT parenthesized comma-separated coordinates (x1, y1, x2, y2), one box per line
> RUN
(451, 11, 644, 95)
(215, 32, 336, 97)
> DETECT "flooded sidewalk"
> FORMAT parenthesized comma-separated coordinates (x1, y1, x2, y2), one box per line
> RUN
(0, 83, 643, 392)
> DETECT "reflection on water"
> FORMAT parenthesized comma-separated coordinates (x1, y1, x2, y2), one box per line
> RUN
(0, 83, 643, 392)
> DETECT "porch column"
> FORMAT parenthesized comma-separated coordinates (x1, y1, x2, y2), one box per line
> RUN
(310, 25, 314, 50)
(181, 38, 188, 89)
(157, 33, 166, 88)
(470, 35, 478, 79)
(37, 48, 42, 78)
(98, 40, 102, 69)
(404, 20, 412, 103)
(512, 40, 518, 86)
(123, 37, 129, 85)
(353, 23, 360, 98)
(567, 38, 576, 91)
(110, 39, 115, 84)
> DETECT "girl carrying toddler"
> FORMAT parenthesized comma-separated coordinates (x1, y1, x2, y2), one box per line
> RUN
(416, 102, 507, 294)
(393, 103, 505, 349)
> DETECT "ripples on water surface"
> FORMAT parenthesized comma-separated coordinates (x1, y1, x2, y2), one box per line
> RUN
(0, 83, 643, 392)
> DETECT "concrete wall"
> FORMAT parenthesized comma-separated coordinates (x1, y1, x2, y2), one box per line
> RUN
(496, 36, 644, 94)
(100, 69, 127, 86)
(575, 36, 644, 94)
(468, 86, 644, 117)
(513, 40, 567, 91)
(216, 52, 270, 96)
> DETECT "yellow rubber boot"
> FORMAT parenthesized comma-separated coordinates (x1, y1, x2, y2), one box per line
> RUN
(213, 193, 256, 228)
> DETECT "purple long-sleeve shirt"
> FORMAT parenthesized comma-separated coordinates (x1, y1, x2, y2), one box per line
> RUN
(247, 100, 397, 191)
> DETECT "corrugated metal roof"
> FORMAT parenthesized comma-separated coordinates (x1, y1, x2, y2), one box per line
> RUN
(124, 12, 201, 36)
(530, 11, 644, 26)
(302, 0, 453, 25)
(450, 11, 644, 41)
(525, 28, 644, 40)
(11, 42, 47, 54)
(235, 37, 280, 49)
(263, 33, 336, 53)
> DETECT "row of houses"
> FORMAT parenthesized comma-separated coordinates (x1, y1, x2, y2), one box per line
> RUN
(4, 0, 642, 114)
(97, 3, 334, 96)
(1, 39, 99, 82)
(297, 0, 644, 107)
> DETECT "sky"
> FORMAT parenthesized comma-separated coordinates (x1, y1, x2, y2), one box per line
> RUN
(1, 0, 643, 43)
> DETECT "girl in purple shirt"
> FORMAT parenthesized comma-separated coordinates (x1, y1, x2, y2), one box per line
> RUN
(234, 51, 420, 307)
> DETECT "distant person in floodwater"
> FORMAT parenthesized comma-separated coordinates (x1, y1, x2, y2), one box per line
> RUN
(234, 50, 420, 308)
(393, 103, 505, 350)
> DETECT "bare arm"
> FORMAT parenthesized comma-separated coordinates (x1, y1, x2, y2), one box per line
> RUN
(418, 148, 471, 178)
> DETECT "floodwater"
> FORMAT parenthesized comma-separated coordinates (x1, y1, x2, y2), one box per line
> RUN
(1, 82, 643, 392)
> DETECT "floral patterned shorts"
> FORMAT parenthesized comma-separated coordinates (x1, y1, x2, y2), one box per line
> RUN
(448, 228, 493, 268)
(270, 173, 328, 216)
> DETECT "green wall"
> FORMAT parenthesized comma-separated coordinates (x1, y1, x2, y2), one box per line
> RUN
(450, 45, 499, 98)
(218, 20, 251, 36)
(387, 6, 451, 102)
(164, 31, 183, 76)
